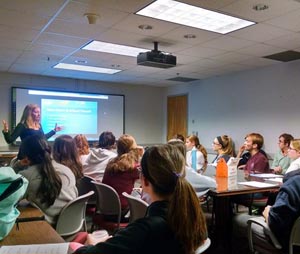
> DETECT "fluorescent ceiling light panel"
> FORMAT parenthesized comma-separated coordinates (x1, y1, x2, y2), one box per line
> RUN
(136, 0, 255, 34)
(82, 41, 148, 57)
(53, 63, 121, 74)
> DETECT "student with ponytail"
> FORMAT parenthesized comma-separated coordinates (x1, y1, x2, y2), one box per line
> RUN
(185, 135, 208, 173)
(74, 144, 208, 254)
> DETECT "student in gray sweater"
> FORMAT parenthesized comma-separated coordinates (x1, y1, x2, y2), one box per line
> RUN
(14, 134, 78, 225)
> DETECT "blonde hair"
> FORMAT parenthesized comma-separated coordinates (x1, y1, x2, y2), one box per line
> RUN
(291, 139, 300, 152)
(20, 104, 40, 128)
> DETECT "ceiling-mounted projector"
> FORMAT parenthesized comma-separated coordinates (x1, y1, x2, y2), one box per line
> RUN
(137, 42, 176, 68)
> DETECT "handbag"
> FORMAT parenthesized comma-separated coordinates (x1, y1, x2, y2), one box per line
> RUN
(0, 167, 28, 240)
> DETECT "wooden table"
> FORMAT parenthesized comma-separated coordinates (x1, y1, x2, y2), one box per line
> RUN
(0, 205, 64, 246)
(208, 175, 280, 253)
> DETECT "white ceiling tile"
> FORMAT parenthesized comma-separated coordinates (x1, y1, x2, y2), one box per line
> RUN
(221, 0, 300, 22)
(231, 23, 292, 42)
(178, 45, 227, 58)
(265, 9, 300, 32)
(264, 32, 300, 50)
(200, 36, 256, 51)
(35, 32, 89, 48)
(237, 43, 286, 57)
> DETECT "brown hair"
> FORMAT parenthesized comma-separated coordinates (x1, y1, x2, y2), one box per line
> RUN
(98, 131, 116, 149)
(186, 135, 208, 163)
(53, 135, 84, 180)
(106, 134, 139, 173)
(245, 133, 264, 150)
(20, 134, 62, 206)
(141, 145, 207, 254)
(280, 133, 294, 146)
(74, 134, 90, 155)
(216, 135, 234, 156)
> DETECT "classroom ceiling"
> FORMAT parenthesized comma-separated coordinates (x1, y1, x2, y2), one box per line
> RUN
(1, 0, 300, 87)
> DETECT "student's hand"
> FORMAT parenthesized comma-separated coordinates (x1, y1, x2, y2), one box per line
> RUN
(273, 166, 282, 174)
(2, 120, 8, 132)
(85, 233, 112, 245)
(263, 205, 271, 223)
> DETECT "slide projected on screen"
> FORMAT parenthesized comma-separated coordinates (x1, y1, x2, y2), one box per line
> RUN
(41, 99, 98, 134)
(12, 87, 125, 144)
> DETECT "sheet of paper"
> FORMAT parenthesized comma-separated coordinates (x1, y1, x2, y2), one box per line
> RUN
(0, 243, 69, 254)
(238, 181, 277, 188)
(250, 173, 283, 178)
(265, 178, 283, 184)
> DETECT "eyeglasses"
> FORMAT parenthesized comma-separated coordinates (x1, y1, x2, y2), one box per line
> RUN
(212, 142, 220, 145)
(288, 147, 297, 151)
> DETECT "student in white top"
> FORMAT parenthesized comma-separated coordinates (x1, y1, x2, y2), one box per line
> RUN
(185, 135, 208, 174)
(285, 139, 300, 174)
(169, 139, 216, 197)
(81, 131, 117, 181)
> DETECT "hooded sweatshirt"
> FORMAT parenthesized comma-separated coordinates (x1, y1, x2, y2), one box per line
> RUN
(82, 148, 117, 181)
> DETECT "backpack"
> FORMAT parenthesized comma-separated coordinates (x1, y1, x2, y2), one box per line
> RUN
(0, 167, 28, 240)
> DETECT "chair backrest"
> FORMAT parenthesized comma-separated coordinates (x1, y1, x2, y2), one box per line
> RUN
(122, 192, 148, 223)
(55, 191, 94, 237)
(77, 176, 97, 204)
(195, 237, 211, 254)
(91, 181, 122, 228)
(289, 216, 300, 254)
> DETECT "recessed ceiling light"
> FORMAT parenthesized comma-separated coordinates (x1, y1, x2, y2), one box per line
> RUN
(253, 4, 269, 11)
(82, 40, 149, 57)
(53, 63, 121, 74)
(138, 24, 153, 30)
(136, 0, 255, 34)
(184, 34, 196, 39)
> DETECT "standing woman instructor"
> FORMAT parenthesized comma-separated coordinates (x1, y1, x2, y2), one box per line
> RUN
(2, 104, 62, 158)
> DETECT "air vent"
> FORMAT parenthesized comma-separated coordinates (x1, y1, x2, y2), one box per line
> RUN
(168, 77, 199, 82)
(263, 50, 300, 62)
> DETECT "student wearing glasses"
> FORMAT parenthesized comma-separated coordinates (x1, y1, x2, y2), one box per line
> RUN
(271, 133, 293, 175)
(211, 135, 234, 164)
(284, 139, 300, 175)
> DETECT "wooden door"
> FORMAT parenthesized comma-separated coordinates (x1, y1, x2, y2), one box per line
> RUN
(167, 94, 188, 142)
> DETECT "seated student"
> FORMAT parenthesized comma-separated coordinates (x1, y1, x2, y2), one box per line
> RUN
(185, 135, 208, 174)
(102, 134, 141, 219)
(81, 131, 117, 181)
(53, 134, 84, 184)
(13, 134, 78, 225)
(168, 139, 216, 197)
(232, 168, 300, 253)
(272, 133, 293, 175)
(172, 133, 185, 142)
(74, 134, 90, 164)
(211, 135, 234, 164)
(285, 139, 300, 174)
(73, 144, 208, 254)
(237, 133, 270, 179)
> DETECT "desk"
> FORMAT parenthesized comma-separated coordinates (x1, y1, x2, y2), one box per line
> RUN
(0, 206, 64, 246)
(208, 176, 280, 253)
